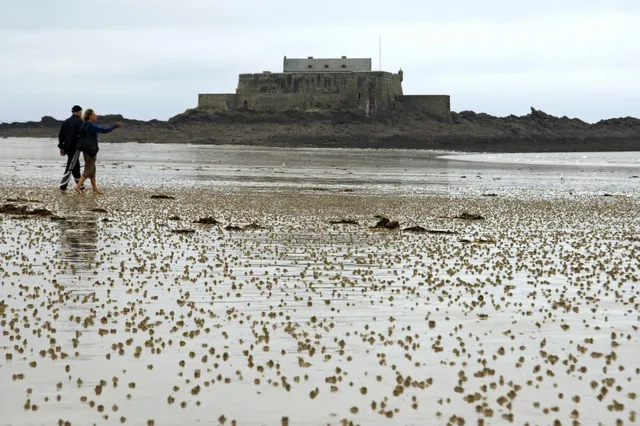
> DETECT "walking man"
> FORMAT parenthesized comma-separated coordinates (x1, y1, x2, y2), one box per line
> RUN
(58, 105, 85, 192)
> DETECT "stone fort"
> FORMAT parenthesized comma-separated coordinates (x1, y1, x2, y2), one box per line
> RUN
(198, 56, 451, 121)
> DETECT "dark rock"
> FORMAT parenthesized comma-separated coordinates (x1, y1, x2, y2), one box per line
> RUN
(385, 221, 400, 230)
(329, 219, 359, 225)
(150, 195, 175, 200)
(6, 198, 41, 203)
(530, 107, 552, 122)
(168, 215, 181, 221)
(372, 217, 400, 229)
(40, 115, 59, 126)
(482, 193, 498, 197)
(596, 116, 640, 127)
(0, 204, 24, 214)
(31, 209, 52, 216)
(403, 225, 427, 233)
(373, 217, 390, 228)
(224, 225, 243, 231)
(243, 223, 267, 230)
(0, 204, 53, 216)
(171, 229, 195, 234)
(402, 226, 458, 234)
(99, 114, 125, 122)
(457, 213, 485, 220)
(460, 237, 496, 244)
(167, 108, 227, 125)
(194, 217, 219, 225)
(50, 216, 67, 221)
(428, 229, 458, 235)
(91, 208, 108, 213)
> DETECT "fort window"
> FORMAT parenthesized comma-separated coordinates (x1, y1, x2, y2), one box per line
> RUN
(243, 100, 248, 109)
(357, 93, 362, 100)
(341, 64, 346, 69)
(307, 65, 312, 69)
(324, 64, 329, 69)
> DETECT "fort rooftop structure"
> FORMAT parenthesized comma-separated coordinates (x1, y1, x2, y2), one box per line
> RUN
(198, 56, 451, 121)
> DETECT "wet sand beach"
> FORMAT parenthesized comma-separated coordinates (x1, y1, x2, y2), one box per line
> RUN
(1, 140, 639, 425)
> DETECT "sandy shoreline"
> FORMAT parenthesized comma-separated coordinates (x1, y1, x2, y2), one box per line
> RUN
(1, 186, 639, 425)
(1, 140, 639, 201)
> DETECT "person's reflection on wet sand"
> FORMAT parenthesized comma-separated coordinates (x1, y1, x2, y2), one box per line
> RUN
(55, 214, 99, 274)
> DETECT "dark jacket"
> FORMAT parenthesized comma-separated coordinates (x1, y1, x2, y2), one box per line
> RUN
(84, 122, 119, 136)
(76, 122, 119, 157)
(57, 115, 84, 151)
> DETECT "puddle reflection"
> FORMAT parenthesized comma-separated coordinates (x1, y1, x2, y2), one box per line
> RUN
(55, 214, 98, 271)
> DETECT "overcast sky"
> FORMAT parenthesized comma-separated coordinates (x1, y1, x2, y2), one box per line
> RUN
(1, 0, 639, 123)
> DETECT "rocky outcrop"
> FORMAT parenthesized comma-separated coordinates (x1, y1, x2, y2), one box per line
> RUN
(193, 217, 219, 225)
(0, 204, 53, 216)
(1, 106, 638, 152)
(371, 217, 400, 230)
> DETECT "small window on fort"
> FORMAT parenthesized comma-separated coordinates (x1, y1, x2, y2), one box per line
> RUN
(357, 93, 362, 100)
(307, 65, 312, 69)
(341, 64, 346, 68)
(324, 64, 329, 69)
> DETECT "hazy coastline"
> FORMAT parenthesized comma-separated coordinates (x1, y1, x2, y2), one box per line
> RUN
(2, 107, 639, 153)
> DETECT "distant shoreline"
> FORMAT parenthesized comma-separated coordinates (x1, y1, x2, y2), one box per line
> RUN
(2, 107, 639, 153)
(3, 135, 640, 155)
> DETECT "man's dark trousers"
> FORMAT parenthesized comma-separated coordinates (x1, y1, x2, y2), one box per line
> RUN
(59, 149, 82, 191)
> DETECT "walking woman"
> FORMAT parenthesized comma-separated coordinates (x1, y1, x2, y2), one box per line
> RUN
(74, 109, 123, 195)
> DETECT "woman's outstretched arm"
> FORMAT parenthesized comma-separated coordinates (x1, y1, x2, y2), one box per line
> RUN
(87, 122, 120, 134)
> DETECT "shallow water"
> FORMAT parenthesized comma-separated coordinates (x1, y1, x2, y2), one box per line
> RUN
(441, 151, 640, 168)
(1, 139, 638, 196)
(1, 140, 639, 426)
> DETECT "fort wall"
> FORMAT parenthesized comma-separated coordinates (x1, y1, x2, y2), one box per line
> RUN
(206, 72, 404, 118)
(236, 72, 402, 97)
(197, 94, 237, 110)
(198, 93, 348, 111)
(399, 95, 452, 122)
(197, 59, 451, 121)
